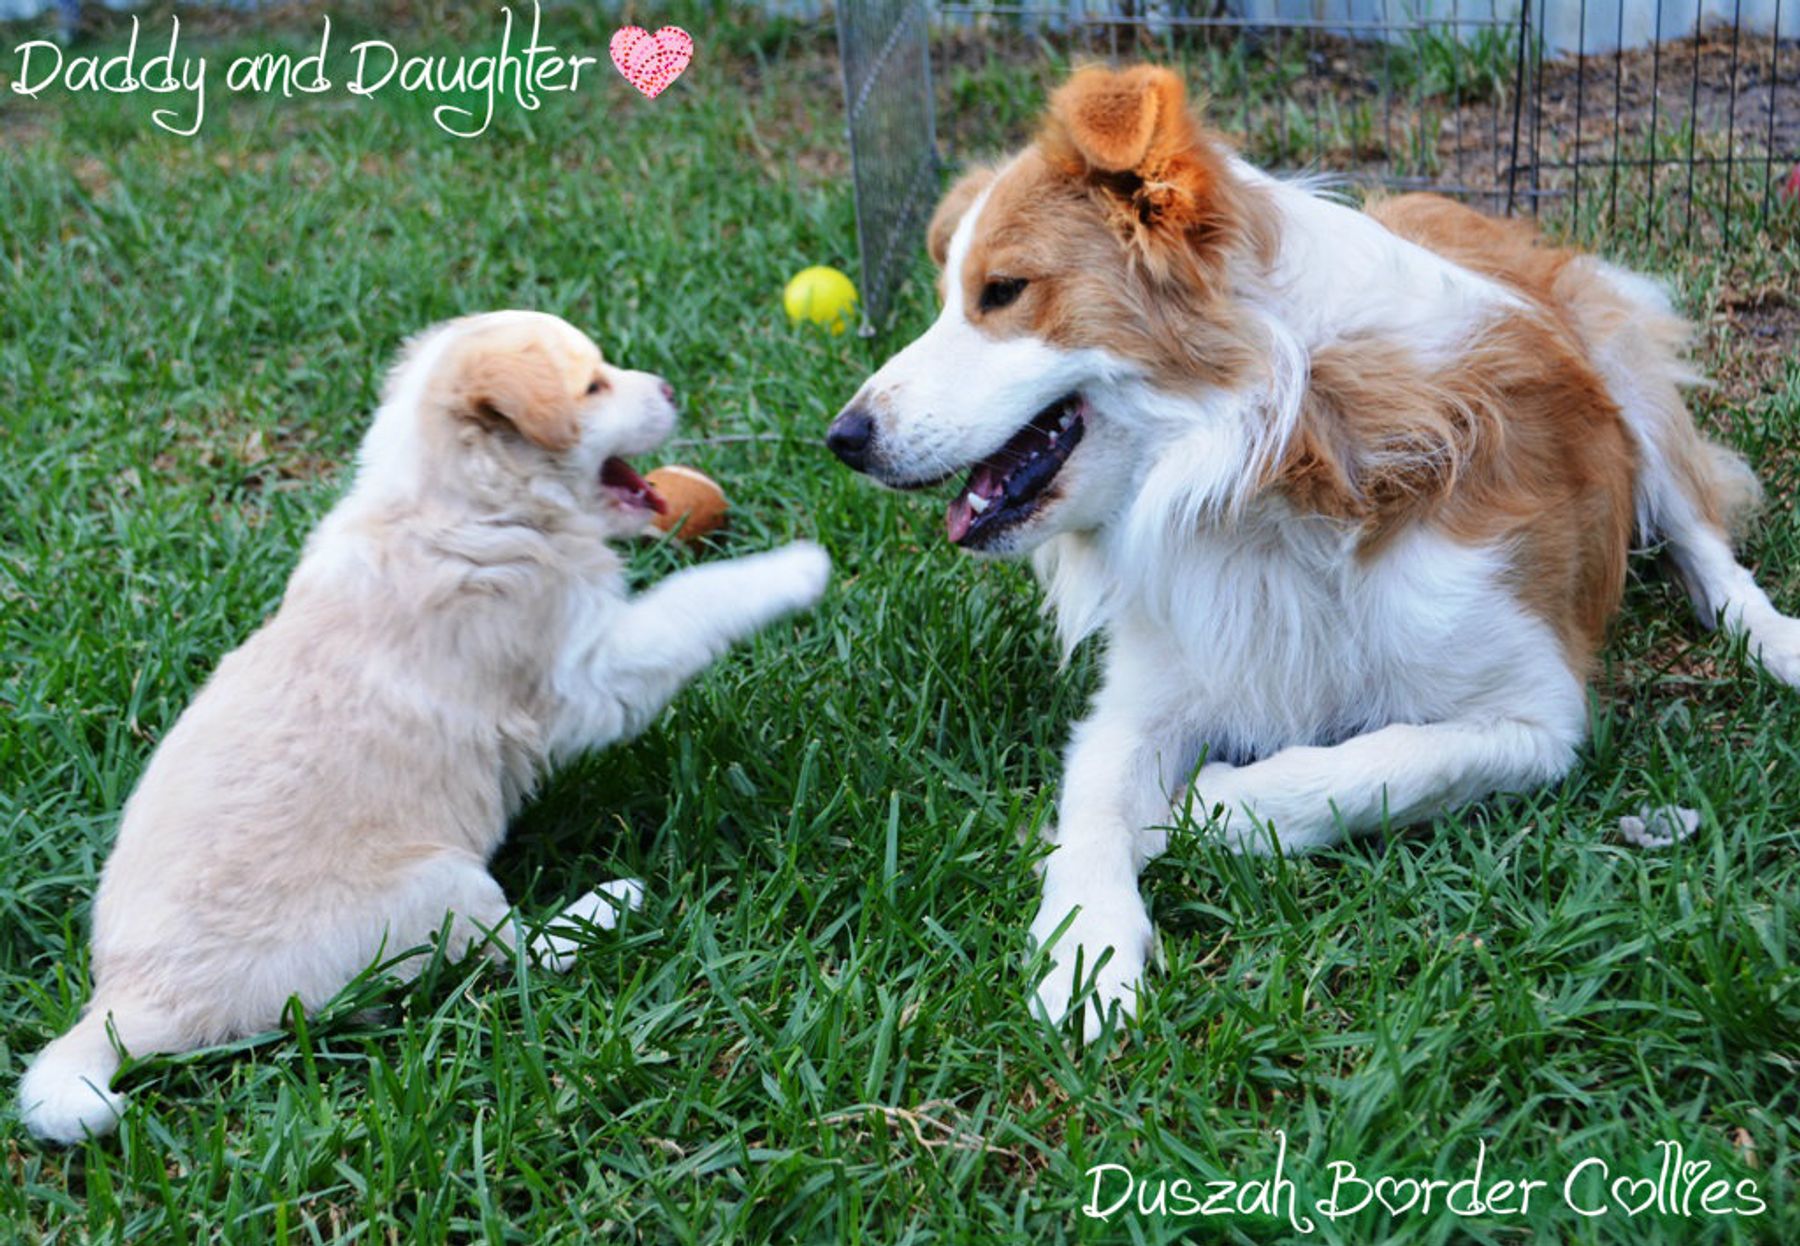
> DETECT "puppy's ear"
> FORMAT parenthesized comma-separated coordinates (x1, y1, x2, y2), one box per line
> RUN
(1040, 65, 1255, 278)
(454, 332, 579, 452)
(927, 166, 996, 268)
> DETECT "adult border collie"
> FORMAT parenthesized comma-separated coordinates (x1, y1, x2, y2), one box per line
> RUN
(826, 64, 1800, 1038)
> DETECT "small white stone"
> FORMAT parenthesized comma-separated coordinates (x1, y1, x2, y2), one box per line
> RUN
(1617, 805, 1700, 849)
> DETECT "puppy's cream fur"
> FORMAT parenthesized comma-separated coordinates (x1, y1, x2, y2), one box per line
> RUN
(20, 311, 830, 1143)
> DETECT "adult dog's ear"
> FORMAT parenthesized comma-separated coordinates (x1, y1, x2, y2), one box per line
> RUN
(927, 165, 996, 268)
(1048, 64, 1191, 175)
(1040, 65, 1255, 277)
(452, 327, 579, 452)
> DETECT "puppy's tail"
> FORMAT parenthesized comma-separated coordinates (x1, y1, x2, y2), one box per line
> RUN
(1568, 260, 1800, 685)
(18, 1005, 130, 1145)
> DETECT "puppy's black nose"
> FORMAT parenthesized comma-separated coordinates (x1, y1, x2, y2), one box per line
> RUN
(826, 408, 876, 472)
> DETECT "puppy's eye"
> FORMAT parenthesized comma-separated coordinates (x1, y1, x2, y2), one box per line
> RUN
(586, 378, 606, 396)
(979, 277, 1028, 313)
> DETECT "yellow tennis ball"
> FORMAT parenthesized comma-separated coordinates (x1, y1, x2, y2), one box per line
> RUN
(783, 265, 859, 335)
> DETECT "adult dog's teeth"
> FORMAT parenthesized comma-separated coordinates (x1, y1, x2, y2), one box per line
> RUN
(967, 492, 990, 514)
(1058, 413, 1075, 431)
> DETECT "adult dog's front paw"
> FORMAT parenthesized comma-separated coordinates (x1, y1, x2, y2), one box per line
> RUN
(1027, 882, 1153, 1042)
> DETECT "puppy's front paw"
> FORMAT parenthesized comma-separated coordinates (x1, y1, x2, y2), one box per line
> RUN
(530, 878, 644, 973)
(1027, 882, 1153, 1043)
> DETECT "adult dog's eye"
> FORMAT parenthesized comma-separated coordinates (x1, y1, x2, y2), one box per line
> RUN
(586, 378, 606, 396)
(980, 277, 1027, 313)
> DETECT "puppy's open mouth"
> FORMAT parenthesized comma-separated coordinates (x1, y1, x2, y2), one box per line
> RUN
(600, 457, 667, 514)
(945, 394, 1085, 547)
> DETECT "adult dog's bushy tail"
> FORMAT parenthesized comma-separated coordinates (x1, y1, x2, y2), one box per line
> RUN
(18, 1005, 128, 1145)
(1570, 260, 1800, 685)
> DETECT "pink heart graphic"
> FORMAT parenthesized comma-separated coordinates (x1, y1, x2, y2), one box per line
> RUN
(610, 26, 694, 100)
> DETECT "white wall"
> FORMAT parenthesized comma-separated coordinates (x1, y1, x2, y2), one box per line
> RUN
(1235, 0, 1797, 53)
(948, 0, 1794, 51)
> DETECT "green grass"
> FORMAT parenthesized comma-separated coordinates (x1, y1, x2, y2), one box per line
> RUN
(3, 6, 1798, 1243)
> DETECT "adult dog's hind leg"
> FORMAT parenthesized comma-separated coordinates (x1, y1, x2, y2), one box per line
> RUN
(1661, 516, 1800, 688)
(1195, 717, 1582, 855)
(1622, 393, 1800, 686)
(1583, 261, 1800, 687)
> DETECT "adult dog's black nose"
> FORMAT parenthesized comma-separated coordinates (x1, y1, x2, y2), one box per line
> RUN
(826, 408, 876, 472)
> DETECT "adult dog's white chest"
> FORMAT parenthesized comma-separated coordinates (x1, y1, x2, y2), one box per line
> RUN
(1044, 507, 1587, 768)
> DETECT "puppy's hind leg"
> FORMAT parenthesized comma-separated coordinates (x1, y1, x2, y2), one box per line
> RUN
(18, 994, 190, 1145)
(375, 853, 520, 976)
(379, 855, 640, 976)
(531, 879, 644, 973)
(18, 856, 535, 1147)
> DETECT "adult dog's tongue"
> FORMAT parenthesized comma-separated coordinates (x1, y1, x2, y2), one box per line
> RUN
(945, 465, 1003, 543)
(946, 497, 973, 544)
(941, 395, 1084, 547)
(601, 457, 667, 513)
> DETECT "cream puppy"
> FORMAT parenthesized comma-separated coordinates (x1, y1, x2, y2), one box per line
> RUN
(20, 311, 831, 1143)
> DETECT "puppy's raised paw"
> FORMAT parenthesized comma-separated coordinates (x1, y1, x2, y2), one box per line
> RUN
(762, 540, 832, 610)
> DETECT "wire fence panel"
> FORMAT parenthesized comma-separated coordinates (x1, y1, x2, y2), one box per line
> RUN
(837, 0, 1798, 329)
(837, 0, 940, 330)
(1510, 0, 1798, 246)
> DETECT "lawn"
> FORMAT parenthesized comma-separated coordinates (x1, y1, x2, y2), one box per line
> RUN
(1, 4, 1797, 1243)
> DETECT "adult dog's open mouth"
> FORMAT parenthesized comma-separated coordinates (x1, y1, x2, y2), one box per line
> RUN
(945, 394, 1085, 547)
(600, 457, 667, 514)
